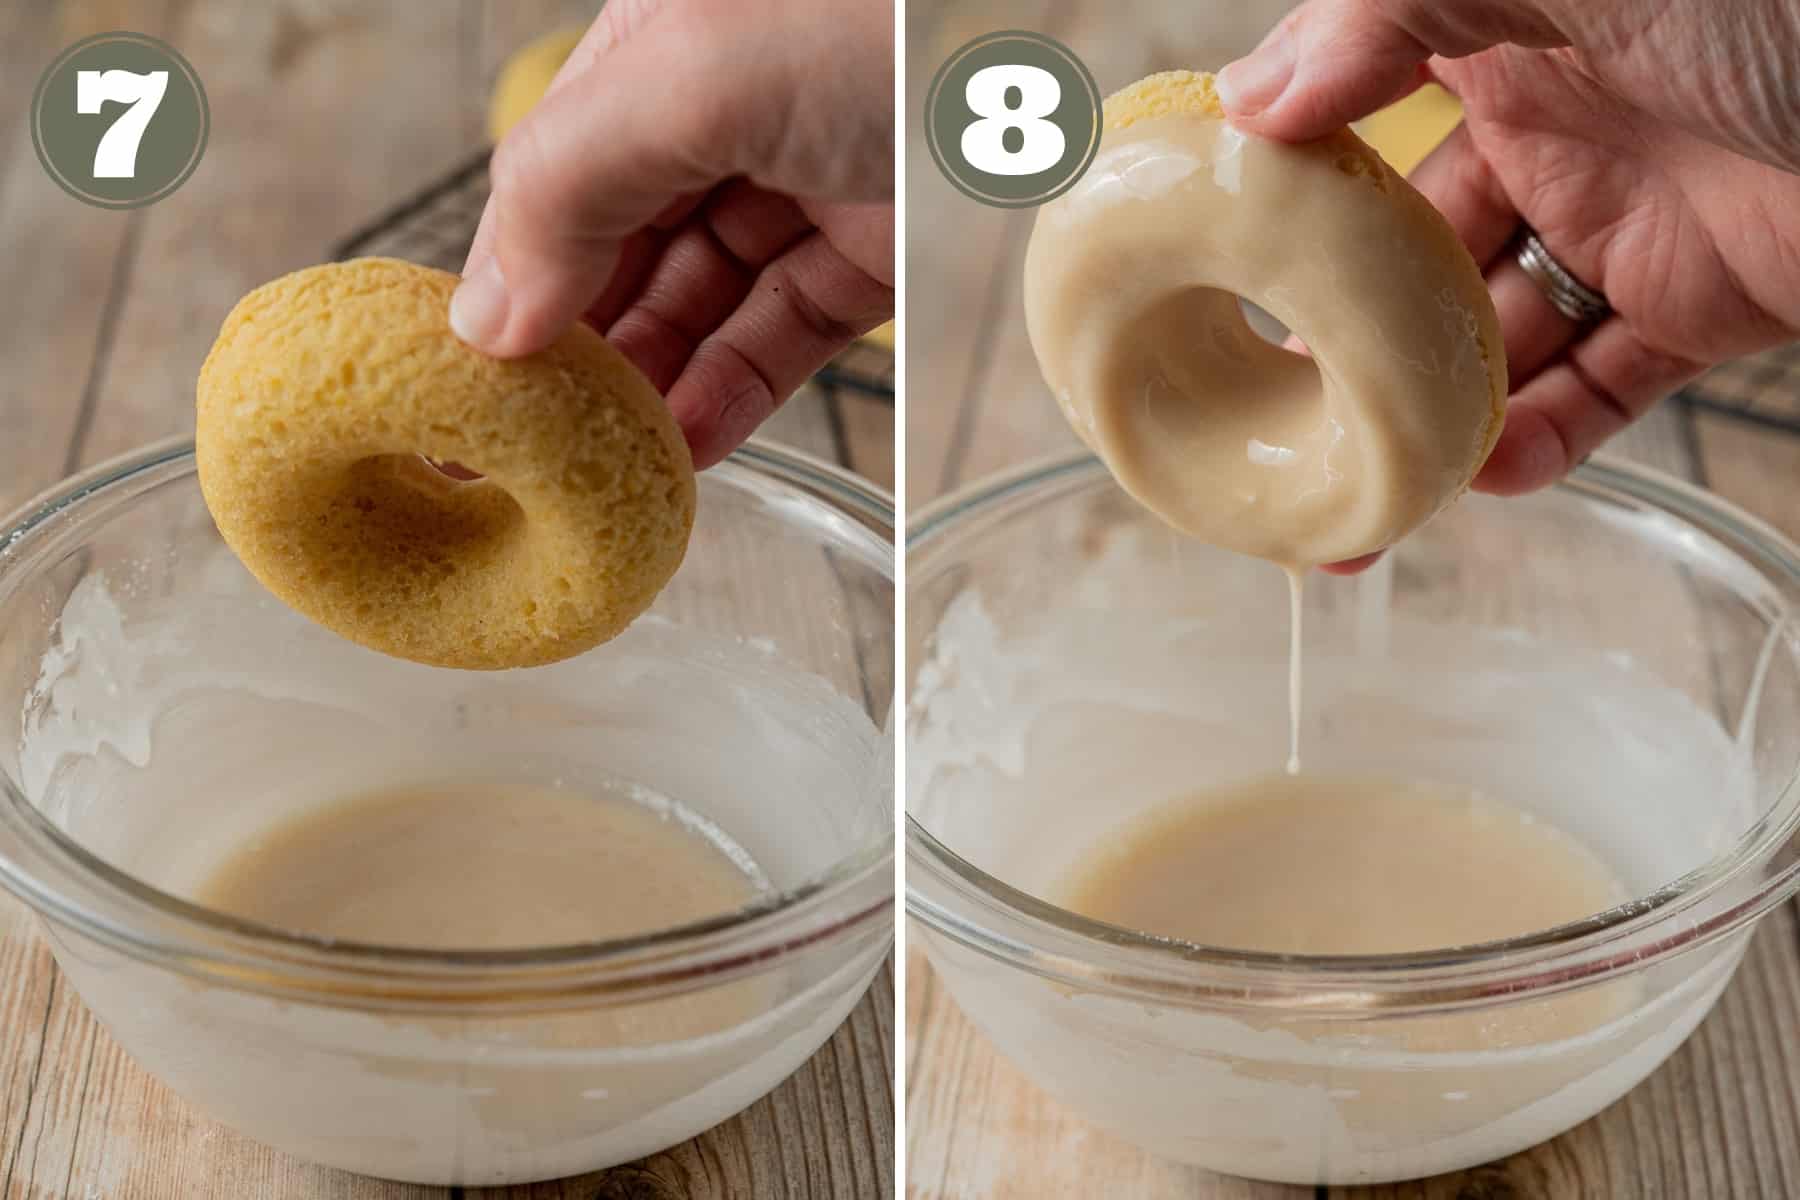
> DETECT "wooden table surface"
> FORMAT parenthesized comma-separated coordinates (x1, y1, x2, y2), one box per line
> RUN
(904, 1, 1800, 1197)
(0, 3, 893, 1198)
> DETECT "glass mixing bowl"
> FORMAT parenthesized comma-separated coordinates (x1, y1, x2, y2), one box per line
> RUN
(907, 452, 1800, 1186)
(0, 438, 893, 1187)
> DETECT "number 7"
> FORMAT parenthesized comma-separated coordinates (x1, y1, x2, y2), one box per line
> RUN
(76, 69, 169, 179)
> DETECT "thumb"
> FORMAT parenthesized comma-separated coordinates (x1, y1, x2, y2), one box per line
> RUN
(451, 19, 738, 358)
(1216, 0, 1571, 142)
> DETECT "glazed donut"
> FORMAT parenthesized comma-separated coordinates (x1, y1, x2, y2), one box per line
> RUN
(196, 258, 695, 670)
(1024, 71, 1505, 566)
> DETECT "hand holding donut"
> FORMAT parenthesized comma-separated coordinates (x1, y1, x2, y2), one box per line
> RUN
(1218, 0, 1800, 511)
(452, 0, 895, 468)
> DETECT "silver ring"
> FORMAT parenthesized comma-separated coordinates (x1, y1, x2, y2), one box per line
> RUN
(1514, 228, 1610, 324)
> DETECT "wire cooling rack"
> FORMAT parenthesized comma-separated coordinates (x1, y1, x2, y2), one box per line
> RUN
(331, 150, 895, 403)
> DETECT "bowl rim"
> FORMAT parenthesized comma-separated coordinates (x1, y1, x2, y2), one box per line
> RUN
(905, 450, 1800, 1015)
(0, 436, 895, 1010)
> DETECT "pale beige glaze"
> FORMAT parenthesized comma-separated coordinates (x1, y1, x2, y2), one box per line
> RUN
(1024, 73, 1505, 566)
(199, 782, 771, 1042)
(1059, 771, 1635, 1049)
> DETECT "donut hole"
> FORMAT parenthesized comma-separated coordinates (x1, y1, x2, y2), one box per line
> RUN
(365, 454, 520, 531)
(1120, 285, 1328, 468)
(421, 455, 485, 482)
(302, 455, 530, 611)
(1134, 286, 1319, 373)
(1236, 297, 1311, 358)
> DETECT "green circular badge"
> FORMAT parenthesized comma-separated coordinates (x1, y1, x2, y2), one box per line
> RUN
(31, 32, 209, 210)
(924, 30, 1102, 209)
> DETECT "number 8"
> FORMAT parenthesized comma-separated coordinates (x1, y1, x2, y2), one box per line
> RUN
(962, 64, 1064, 176)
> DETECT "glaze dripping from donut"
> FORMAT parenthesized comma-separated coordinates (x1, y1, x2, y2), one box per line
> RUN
(1024, 71, 1506, 773)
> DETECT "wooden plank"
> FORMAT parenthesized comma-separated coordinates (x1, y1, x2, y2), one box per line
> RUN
(763, 382, 851, 464)
(903, 0, 1060, 504)
(0, 0, 145, 512)
(474, 0, 599, 115)
(0, 933, 58, 1200)
(903, 946, 1301, 1200)
(68, 0, 482, 471)
(836, 392, 897, 495)
(0, 6, 173, 1192)
(1694, 407, 1800, 537)
(761, 387, 894, 495)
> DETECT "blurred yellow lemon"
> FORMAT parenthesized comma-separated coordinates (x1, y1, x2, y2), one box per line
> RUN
(1355, 83, 1463, 175)
(488, 26, 586, 142)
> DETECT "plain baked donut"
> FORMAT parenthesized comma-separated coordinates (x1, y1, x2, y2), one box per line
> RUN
(1024, 71, 1505, 566)
(196, 258, 695, 670)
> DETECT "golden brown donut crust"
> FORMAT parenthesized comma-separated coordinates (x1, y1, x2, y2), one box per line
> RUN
(196, 258, 695, 670)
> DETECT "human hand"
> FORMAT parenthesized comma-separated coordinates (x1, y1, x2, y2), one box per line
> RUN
(452, 0, 895, 468)
(1214, 0, 1800, 565)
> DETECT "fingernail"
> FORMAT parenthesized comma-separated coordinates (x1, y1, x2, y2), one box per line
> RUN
(1217, 31, 1298, 116)
(449, 256, 509, 349)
